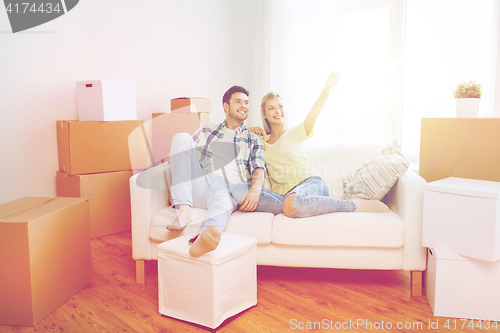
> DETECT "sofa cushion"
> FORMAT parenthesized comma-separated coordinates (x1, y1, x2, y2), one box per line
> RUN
(149, 207, 274, 245)
(307, 144, 384, 199)
(271, 211, 405, 248)
(342, 141, 410, 200)
(225, 211, 274, 245)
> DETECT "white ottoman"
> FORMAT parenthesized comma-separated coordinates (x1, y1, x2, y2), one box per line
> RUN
(157, 232, 258, 329)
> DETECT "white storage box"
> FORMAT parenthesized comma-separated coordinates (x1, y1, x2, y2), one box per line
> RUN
(76, 80, 137, 121)
(422, 177, 500, 262)
(426, 248, 500, 321)
(157, 233, 257, 329)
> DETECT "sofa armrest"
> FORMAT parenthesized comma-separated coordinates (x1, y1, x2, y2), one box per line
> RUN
(130, 162, 171, 260)
(384, 169, 427, 271)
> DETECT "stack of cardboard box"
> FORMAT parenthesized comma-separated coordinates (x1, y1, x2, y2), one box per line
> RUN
(57, 84, 211, 239)
(56, 120, 142, 238)
(56, 80, 141, 238)
(422, 177, 500, 321)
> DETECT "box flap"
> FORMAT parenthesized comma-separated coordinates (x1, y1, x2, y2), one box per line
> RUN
(171, 97, 212, 113)
(172, 97, 209, 100)
(424, 177, 500, 199)
(0, 198, 53, 221)
(0, 197, 86, 222)
(76, 80, 135, 86)
(429, 248, 469, 261)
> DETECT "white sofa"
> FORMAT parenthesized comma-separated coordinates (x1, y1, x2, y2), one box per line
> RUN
(130, 144, 427, 296)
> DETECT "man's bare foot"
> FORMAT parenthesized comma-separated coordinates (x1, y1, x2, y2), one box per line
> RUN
(166, 205, 191, 231)
(352, 199, 391, 212)
(189, 225, 222, 257)
(283, 193, 298, 217)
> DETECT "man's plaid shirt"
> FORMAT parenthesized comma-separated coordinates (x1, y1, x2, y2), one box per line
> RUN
(192, 121, 266, 183)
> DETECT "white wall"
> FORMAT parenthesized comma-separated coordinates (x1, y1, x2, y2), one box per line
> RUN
(0, 0, 265, 205)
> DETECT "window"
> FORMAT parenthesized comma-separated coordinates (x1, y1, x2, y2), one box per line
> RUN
(265, 0, 404, 147)
(259, 0, 498, 157)
(330, 0, 398, 146)
(401, 0, 496, 161)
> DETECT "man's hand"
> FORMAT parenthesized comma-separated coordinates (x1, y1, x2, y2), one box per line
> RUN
(238, 186, 261, 211)
(248, 126, 265, 137)
(238, 168, 265, 212)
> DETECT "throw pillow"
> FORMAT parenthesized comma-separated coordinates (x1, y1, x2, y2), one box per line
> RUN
(343, 141, 410, 200)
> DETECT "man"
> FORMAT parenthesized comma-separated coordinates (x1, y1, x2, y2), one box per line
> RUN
(166, 86, 265, 257)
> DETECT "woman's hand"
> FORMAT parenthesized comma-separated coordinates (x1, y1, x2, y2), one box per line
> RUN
(303, 71, 341, 136)
(324, 71, 341, 93)
(248, 126, 265, 137)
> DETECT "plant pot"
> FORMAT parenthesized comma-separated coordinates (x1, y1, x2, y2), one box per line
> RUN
(455, 98, 480, 118)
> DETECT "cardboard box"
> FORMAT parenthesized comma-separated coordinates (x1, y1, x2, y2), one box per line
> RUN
(57, 120, 143, 175)
(151, 112, 209, 165)
(76, 80, 137, 121)
(422, 177, 500, 262)
(56, 170, 133, 238)
(128, 120, 154, 174)
(0, 197, 91, 326)
(419, 118, 500, 183)
(171, 97, 211, 113)
(426, 248, 500, 321)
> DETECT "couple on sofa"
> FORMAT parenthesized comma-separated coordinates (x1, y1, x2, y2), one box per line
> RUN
(166, 71, 388, 257)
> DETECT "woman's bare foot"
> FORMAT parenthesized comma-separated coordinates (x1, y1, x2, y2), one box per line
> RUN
(352, 199, 391, 212)
(166, 205, 192, 231)
(189, 225, 222, 257)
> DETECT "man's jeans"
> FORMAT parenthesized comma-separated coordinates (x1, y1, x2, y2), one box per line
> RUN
(232, 176, 356, 218)
(169, 133, 235, 233)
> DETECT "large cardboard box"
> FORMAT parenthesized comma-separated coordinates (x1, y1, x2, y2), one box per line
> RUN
(56, 170, 133, 238)
(0, 197, 91, 326)
(76, 80, 137, 121)
(426, 248, 500, 321)
(151, 112, 209, 165)
(57, 120, 143, 175)
(419, 118, 500, 183)
(422, 177, 500, 262)
(171, 97, 211, 113)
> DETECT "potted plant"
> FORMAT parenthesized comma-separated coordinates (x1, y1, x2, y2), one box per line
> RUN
(452, 80, 482, 118)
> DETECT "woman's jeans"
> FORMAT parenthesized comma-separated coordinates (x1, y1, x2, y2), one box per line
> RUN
(232, 176, 356, 218)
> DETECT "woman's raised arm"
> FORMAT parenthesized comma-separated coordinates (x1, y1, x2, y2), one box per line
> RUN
(303, 71, 341, 136)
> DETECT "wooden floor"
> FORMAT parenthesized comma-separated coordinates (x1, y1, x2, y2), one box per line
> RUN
(0, 231, 489, 332)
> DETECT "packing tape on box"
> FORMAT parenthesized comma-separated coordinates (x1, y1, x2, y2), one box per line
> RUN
(0, 198, 59, 219)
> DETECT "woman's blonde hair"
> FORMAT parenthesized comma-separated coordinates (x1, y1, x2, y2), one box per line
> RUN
(260, 92, 288, 135)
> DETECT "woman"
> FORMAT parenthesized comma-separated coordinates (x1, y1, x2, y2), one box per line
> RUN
(233, 72, 389, 217)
